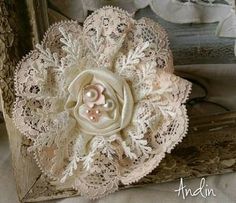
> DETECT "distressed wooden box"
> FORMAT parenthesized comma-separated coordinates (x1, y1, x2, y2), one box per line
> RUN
(0, 0, 236, 202)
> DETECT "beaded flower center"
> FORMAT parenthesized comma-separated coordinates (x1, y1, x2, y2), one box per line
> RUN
(82, 83, 116, 122)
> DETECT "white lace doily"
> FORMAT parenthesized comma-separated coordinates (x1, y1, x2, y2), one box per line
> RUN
(13, 6, 191, 199)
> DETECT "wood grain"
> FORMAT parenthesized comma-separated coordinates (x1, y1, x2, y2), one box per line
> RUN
(134, 111, 236, 186)
(3, 113, 41, 202)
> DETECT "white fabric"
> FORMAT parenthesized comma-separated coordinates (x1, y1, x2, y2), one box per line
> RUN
(51, 0, 236, 37)
(84, 0, 149, 13)
(150, 0, 232, 24)
(216, 9, 236, 38)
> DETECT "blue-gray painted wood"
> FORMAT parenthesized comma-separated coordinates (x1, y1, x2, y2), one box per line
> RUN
(135, 7, 236, 65)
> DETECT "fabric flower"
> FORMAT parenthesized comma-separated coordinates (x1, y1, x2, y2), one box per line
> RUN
(13, 6, 191, 199)
(67, 69, 134, 135)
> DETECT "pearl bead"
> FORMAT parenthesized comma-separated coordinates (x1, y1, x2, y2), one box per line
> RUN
(103, 99, 115, 111)
(86, 109, 90, 114)
(90, 116, 95, 120)
(85, 89, 98, 101)
(95, 110, 100, 114)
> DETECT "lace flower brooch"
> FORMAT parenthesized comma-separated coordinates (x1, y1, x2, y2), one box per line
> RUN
(13, 6, 191, 199)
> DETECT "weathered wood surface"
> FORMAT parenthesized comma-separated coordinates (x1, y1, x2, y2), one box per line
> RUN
(26, 0, 49, 45)
(0, 0, 36, 202)
(134, 111, 236, 186)
(3, 111, 42, 202)
(3, 110, 235, 202)
(0, 111, 3, 123)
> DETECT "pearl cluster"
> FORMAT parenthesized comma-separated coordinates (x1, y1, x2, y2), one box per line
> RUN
(86, 108, 101, 122)
(85, 100, 116, 122)
(83, 83, 116, 122)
